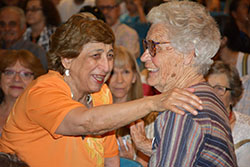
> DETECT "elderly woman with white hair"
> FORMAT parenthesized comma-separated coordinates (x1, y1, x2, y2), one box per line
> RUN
(130, 1, 237, 167)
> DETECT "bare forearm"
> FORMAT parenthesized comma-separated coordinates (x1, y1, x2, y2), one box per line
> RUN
(57, 96, 154, 135)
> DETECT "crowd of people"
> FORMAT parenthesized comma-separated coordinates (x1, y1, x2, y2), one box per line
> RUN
(0, 0, 249, 167)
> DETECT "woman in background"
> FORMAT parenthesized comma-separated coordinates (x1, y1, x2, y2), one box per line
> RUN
(207, 60, 250, 167)
(23, 0, 61, 51)
(108, 46, 143, 160)
(0, 50, 46, 135)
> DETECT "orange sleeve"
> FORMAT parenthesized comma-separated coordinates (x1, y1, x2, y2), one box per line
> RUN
(26, 76, 84, 138)
(103, 131, 119, 158)
(92, 84, 119, 157)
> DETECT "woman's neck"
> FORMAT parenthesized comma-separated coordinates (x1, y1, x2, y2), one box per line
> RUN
(31, 21, 45, 39)
(219, 46, 238, 67)
(113, 95, 128, 104)
(0, 97, 17, 114)
(161, 67, 205, 92)
(63, 75, 89, 105)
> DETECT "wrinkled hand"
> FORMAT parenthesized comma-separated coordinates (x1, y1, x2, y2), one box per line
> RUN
(130, 121, 152, 156)
(151, 87, 203, 115)
(118, 136, 135, 160)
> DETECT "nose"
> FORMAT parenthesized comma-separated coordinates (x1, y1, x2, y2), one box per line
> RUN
(140, 50, 151, 63)
(116, 73, 124, 83)
(100, 8, 109, 15)
(13, 73, 22, 81)
(100, 57, 111, 73)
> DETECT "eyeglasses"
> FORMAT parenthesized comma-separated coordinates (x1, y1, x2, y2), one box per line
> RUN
(0, 21, 18, 28)
(143, 39, 170, 57)
(26, 7, 42, 13)
(2, 69, 34, 80)
(98, 4, 118, 11)
(212, 85, 232, 96)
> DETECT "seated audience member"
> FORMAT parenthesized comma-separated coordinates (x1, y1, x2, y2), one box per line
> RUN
(0, 152, 29, 167)
(0, 13, 202, 167)
(57, 0, 95, 23)
(130, 1, 237, 166)
(0, 50, 46, 135)
(207, 61, 250, 167)
(214, 15, 250, 116)
(120, 0, 150, 57)
(96, 0, 140, 60)
(214, 15, 250, 77)
(224, 0, 250, 53)
(23, 0, 61, 52)
(0, 6, 48, 70)
(234, 74, 250, 116)
(107, 46, 143, 163)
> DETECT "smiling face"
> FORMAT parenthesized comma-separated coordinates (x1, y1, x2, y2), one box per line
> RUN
(25, 0, 45, 26)
(0, 8, 24, 47)
(109, 62, 136, 103)
(140, 23, 184, 92)
(0, 61, 34, 100)
(62, 42, 114, 96)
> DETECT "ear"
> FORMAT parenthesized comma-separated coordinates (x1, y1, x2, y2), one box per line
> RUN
(231, 11, 237, 20)
(183, 50, 195, 65)
(221, 36, 228, 48)
(61, 57, 73, 70)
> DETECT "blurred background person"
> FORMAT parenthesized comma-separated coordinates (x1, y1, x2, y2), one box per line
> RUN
(57, 0, 94, 23)
(23, 0, 61, 51)
(224, 0, 250, 53)
(79, 5, 106, 22)
(206, 60, 250, 167)
(96, 0, 140, 62)
(108, 46, 142, 162)
(120, 0, 150, 69)
(0, 6, 48, 70)
(214, 14, 250, 116)
(0, 50, 46, 135)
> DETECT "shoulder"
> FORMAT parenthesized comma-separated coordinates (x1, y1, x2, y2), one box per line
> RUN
(117, 23, 138, 36)
(91, 84, 113, 106)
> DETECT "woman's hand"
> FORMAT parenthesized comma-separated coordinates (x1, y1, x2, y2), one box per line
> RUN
(150, 88, 203, 115)
(118, 136, 135, 160)
(130, 121, 152, 156)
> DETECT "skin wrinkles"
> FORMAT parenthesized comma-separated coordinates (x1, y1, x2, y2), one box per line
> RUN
(141, 23, 205, 92)
(62, 42, 114, 102)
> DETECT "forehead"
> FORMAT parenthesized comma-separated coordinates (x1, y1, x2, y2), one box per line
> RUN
(146, 23, 169, 41)
(208, 73, 229, 86)
(0, 9, 20, 23)
(27, 0, 41, 6)
(97, 0, 116, 5)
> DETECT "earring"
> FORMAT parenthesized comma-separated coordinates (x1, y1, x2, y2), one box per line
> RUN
(65, 69, 70, 76)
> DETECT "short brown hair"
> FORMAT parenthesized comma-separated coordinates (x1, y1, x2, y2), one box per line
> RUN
(0, 50, 46, 78)
(47, 13, 115, 74)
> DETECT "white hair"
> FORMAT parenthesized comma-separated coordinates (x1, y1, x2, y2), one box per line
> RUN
(147, 0, 221, 74)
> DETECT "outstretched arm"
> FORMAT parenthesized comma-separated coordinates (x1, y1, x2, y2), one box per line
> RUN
(56, 88, 202, 136)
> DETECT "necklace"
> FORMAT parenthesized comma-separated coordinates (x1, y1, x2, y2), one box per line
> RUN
(86, 94, 92, 105)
